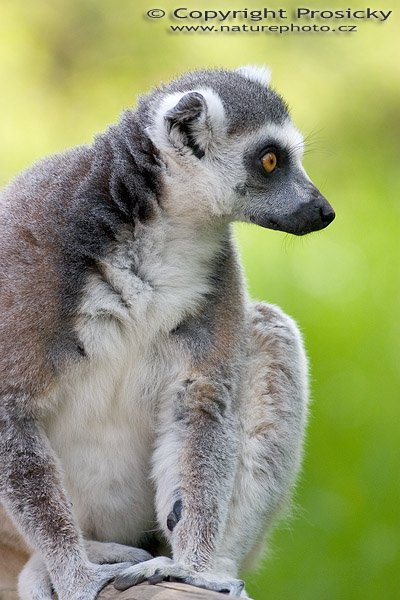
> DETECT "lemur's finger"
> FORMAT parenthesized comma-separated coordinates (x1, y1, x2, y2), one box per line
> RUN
(114, 569, 147, 590)
(148, 569, 166, 585)
(184, 574, 245, 596)
(114, 556, 173, 590)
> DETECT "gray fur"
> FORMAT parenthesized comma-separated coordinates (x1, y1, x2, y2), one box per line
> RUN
(0, 66, 334, 599)
(136, 68, 289, 135)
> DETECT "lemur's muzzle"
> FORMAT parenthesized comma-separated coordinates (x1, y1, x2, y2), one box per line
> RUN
(245, 175, 335, 236)
(286, 185, 335, 236)
(255, 184, 335, 236)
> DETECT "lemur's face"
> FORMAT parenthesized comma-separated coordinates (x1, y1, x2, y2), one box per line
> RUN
(148, 66, 335, 235)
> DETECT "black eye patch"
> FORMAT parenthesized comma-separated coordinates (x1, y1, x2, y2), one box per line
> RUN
(243, 141, 290, 183)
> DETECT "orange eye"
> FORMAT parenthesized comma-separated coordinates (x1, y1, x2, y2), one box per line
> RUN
(261, 151, 277, 173)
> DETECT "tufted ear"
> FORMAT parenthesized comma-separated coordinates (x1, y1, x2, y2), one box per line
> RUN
(164, 92, 208, 158)
(236, 65, 271, 87)
(155, 90, 225, 159)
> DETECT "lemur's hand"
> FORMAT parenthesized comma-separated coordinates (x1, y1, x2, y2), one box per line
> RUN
(19, 545, 153, 600)
(64, 562, 135, 600)
(114, 556, 246, 597)
(20, 560, 134, 600)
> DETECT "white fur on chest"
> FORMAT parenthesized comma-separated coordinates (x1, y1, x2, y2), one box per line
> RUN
(44, 216, 221, 544)
(45, 336, 185, 545)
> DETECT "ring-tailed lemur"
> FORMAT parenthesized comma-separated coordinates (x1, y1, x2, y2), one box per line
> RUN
(0, 66, 334, 599)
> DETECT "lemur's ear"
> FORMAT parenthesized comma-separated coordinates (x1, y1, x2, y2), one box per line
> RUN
(236, 65, 271, 87)
(158, 90, 226, 159)
(165, 92, 206, 127)
(165, 92, 207, 158)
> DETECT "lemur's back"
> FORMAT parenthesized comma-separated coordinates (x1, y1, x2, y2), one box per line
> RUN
(0, 148, 93, 400)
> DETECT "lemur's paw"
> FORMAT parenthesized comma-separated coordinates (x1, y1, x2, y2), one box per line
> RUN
(18, 550, 149, 600)
(85, 540, 153, 565)
(114, 556, 245, 596)
(59, 562, 135, 600)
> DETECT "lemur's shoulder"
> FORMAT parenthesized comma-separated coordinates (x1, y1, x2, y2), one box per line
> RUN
(0, 145, 94, 220)
(0, 114, 163, 403)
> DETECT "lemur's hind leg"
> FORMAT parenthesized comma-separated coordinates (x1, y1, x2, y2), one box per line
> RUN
(214, 302, 309, 577)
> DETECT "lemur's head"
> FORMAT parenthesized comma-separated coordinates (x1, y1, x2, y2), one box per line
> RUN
(142, 66, 335, 235)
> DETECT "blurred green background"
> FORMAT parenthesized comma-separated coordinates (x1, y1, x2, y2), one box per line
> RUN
(0, 1, 399, 598)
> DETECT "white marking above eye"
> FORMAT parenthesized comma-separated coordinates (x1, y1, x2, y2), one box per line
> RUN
(245, 120, 304, 162)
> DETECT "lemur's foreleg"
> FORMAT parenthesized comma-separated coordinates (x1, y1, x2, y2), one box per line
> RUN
(0, 414, 134, 600)
(115, 362, 245, 595)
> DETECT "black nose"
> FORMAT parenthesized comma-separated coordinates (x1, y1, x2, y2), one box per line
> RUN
(319, 204, 335, 226)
